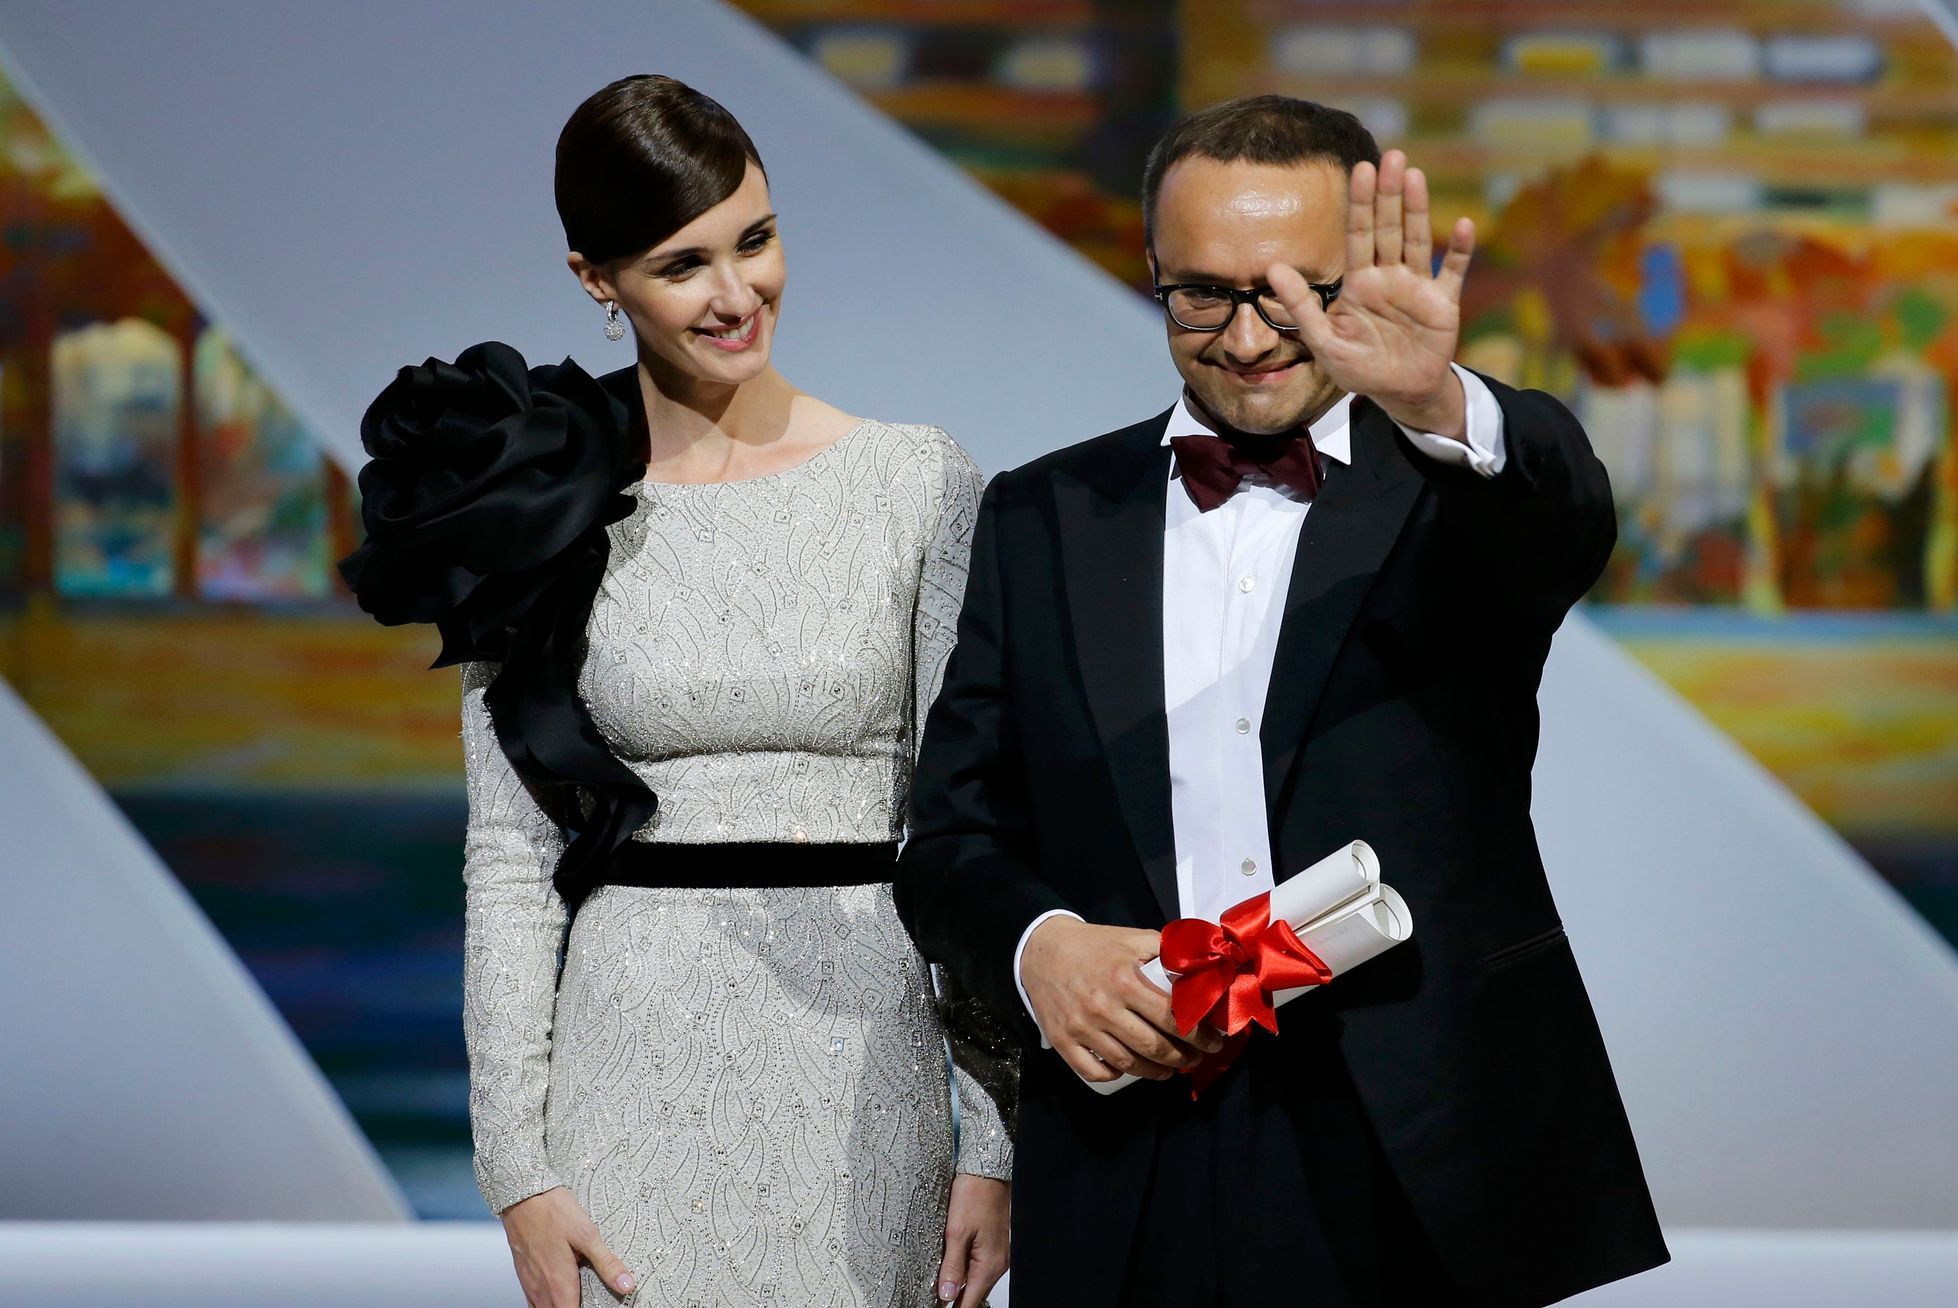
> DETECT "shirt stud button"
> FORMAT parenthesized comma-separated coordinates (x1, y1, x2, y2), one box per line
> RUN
(1238, 575, 1256, 593)
(1241, 858, 1258, 876)
(1235, 717, 1251, 734)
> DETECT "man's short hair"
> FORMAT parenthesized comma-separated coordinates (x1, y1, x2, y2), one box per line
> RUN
(1141, 96, 1382, 247)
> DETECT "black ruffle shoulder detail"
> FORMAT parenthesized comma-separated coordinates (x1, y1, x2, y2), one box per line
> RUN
(336, 341, 653, 914)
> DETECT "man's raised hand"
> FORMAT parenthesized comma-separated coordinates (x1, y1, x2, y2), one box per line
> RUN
(1268, 148, 1475, 437)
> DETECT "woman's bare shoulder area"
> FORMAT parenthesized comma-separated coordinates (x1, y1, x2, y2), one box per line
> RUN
(787, 392, 869, 445)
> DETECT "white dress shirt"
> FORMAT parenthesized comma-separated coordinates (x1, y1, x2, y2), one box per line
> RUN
(1014, 366, 1506, 1045)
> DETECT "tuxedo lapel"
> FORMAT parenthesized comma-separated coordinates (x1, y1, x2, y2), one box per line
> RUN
(1261, 398, 1424, 830)
(1054, 413, 1180, 924)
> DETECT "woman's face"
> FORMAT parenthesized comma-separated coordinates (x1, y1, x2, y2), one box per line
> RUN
(575, 161, 784, 387)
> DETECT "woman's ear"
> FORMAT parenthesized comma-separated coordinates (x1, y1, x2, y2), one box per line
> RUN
(565, 251, 615, 307)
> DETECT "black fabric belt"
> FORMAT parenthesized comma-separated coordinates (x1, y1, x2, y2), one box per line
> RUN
(590, 839, 899, 890)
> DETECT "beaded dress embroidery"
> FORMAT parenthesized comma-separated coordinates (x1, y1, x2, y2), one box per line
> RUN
(458, 420, 1015, 1306)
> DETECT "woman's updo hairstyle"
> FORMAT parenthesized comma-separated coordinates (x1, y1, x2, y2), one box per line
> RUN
(555, 74, 766, 266)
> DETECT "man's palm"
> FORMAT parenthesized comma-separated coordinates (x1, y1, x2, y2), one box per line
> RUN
(1269, 149, 1474, 414)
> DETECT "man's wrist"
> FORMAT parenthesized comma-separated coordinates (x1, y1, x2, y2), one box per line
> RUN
(1013, 908, 1083, 1050)
(1378, 367, 1467, 441)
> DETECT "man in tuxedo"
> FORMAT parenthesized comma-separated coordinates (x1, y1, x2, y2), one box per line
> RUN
(894, 97, 1669, 1305)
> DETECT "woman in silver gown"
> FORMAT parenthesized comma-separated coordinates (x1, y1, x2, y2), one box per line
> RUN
(340, 76, 1013, 1308)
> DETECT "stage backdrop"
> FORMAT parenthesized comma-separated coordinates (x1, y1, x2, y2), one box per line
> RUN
(733, 0, 1958, 959)
(0, 0, 1953, 1233)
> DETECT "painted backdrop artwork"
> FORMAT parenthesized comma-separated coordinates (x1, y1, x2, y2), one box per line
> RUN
(0, 64, 470, 1212)
(0, 0, 1954, 1221)
(738, 0, 1958, 935)
(1454, 159, 1958, 617)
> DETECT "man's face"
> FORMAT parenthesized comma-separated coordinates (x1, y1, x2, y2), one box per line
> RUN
(1150, 156, 1348, 435)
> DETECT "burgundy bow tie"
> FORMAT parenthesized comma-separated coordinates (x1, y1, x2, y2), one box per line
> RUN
(1169, 426, 1324, 513)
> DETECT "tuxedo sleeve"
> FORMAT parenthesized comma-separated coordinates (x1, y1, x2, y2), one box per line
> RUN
(907, 431, 1016, 1178)
(1397, 367, 1616, 632)
(895, 473, 1070, 1046)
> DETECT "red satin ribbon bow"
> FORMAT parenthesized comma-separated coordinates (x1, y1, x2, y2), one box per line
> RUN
(1158, 891, 1332, 1098)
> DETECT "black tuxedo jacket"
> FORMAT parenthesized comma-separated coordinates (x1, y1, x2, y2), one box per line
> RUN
(895, 373, 1669, 1305)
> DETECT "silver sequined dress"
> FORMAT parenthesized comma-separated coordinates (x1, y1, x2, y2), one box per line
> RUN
(457, 419, 1014, 1306)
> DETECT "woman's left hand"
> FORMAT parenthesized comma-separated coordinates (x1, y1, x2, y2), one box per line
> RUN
(936, 1172, 1010, 1306)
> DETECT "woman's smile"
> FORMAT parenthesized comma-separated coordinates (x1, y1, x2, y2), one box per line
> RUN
(695, 311, 761, 351)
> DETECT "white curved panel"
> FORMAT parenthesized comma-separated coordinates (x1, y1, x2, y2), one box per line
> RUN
(0, 679, 408, 1219)
(1534, 620, 1958, 1227)
(0, 0, 1953, 1231)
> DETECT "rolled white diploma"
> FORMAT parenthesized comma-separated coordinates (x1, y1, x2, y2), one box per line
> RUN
(1084, 841, 1413, 1095)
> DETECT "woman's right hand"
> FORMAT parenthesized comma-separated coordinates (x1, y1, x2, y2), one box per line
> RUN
(499, 1186, 637, 1306)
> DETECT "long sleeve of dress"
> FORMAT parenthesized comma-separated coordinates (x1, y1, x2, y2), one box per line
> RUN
(910, 433, 1018, 1181)
(459, 657, 573, 1216)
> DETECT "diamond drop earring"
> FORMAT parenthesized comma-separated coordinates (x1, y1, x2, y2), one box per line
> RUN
(603, 300, 626, 342)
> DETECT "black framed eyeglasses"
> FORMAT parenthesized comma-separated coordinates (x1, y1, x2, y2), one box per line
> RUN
(1151, 275, 1342, 333)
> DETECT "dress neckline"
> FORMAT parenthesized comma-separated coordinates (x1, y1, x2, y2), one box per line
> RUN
(631, 418, 877, 493)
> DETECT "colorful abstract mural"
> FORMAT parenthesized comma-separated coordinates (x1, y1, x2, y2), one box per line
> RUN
(0, 70, 358, 602)
(2, 0, 1955, 1219)
(733, 0, 1958, 937)
(745, 0, 1179, 287)
(0, 64, 461, 1209)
